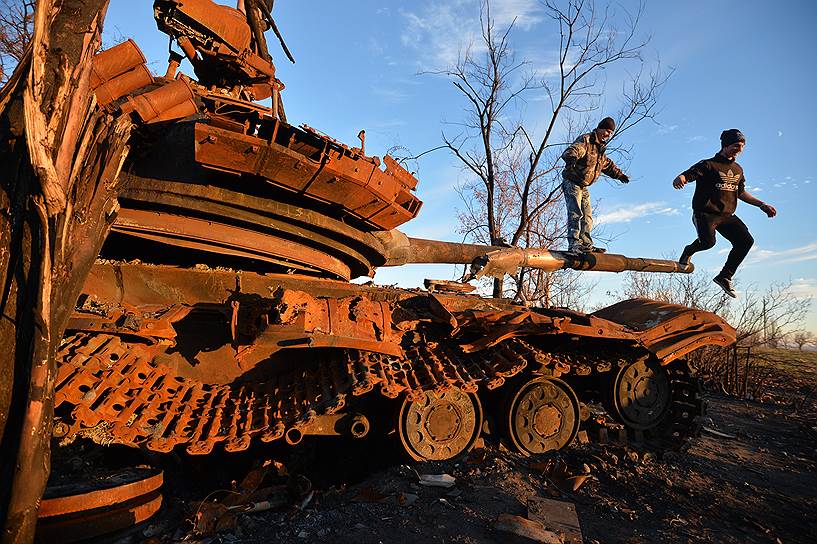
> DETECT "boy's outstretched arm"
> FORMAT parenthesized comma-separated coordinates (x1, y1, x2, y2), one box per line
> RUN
(739, 191, 777, 217)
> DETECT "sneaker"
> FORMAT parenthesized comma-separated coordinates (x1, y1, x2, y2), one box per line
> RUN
(713, 275, 737, 298)
(586, 246, 606, 253)
(678, 249, 692, 266)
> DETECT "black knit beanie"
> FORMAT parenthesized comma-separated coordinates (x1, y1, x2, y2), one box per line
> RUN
(720, 129, 746, 147)
(597, 117, 616, 131)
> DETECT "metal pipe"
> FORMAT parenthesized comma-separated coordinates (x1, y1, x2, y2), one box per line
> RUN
(374, 231, 693, 276)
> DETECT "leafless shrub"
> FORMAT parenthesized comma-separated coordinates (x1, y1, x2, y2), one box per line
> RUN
(791, 331, 814, 351)
(619, 270, 812, 398)
(0, 0, 34, 85)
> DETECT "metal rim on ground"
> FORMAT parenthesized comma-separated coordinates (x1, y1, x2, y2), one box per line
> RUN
(39, 468, 163, 518)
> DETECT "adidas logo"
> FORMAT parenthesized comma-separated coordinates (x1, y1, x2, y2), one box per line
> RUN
(718, 168, 741, 184)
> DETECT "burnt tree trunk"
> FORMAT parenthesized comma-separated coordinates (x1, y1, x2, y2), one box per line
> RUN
(0, 1, 134, 542)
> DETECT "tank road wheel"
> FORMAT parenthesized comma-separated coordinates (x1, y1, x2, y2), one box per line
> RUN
(609, 357, 672, 431)
(505, 378, 580, 455)
(398, 389, 483, 461)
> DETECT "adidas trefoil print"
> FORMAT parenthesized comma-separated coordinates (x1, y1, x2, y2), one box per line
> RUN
(716, 168, 741, 192)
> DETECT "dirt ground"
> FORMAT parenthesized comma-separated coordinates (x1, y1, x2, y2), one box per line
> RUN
(61, 349, 817, 543)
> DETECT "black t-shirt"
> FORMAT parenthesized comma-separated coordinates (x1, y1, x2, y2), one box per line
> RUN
(681, 153, 746, 215)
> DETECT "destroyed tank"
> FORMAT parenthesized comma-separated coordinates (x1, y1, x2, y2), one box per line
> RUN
(52, 0, 736, 462)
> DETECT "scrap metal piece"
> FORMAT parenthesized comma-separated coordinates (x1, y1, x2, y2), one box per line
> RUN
(91, 39, 154, 106)
(37, 493, 162, 543)
(36, 468, 163, 543)
(113, 208, 353, 279)
(120, 78, 199, 124)
(424, 279, 476, 294)
(527, 497, 583, 544)
(494, 514, 562, 544)
(38, 469, 163, 518)
(592, 298, 736, 363)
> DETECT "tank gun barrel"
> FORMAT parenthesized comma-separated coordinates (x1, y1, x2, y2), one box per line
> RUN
(375, 231, 692, 277)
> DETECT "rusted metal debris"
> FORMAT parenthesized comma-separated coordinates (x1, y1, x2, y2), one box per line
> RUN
(191, 460, 311, 537)
(527, 497, 584, 544)
(36, 468, 163, 543)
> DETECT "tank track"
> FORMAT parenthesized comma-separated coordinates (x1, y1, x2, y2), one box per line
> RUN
(612, 358, 705, 451)
(637, 359, 706, 450)
(54, 332, 704, 455)
(54, 332, 534, 454)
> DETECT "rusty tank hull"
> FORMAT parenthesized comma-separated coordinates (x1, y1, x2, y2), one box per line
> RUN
(55, 262, 734, 459)
(48, 0, 735, 463)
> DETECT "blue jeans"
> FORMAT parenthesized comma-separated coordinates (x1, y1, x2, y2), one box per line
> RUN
(562, 179, 593, 250)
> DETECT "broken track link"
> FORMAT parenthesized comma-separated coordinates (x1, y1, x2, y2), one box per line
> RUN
(54, 332, 703, 456)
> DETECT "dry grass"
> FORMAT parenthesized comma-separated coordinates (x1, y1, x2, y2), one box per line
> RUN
(745, 348, 817, 413)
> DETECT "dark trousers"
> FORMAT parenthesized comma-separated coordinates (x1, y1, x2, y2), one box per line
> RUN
(683, 212, 754, 279)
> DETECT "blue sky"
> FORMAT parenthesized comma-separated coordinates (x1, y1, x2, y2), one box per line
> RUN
(103, 1, 817, 332)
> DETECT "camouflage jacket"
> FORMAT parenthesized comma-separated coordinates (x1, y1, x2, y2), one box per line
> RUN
(561, 132, 624, 187)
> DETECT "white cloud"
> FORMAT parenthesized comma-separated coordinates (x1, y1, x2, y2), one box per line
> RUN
(777, 130, 783, 137)
(657, 124, 678, 135)
(532, 61, 567, 78)
(747, 241, 817, 265)
(790, 277, 817, 299)
(595, 202, 679, 225)
(491, 0, 543, 28)
(400, 0, 543, 68)
(686, 135, 705, 143)
(371, 86, 410, 102)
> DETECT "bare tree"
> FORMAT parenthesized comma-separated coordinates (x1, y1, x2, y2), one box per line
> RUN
(792, 331, 815, 351)
(436, 0, 668, 302)
(620, 268, 731, 315)
(0, 0, 34, 84)
(729, 282, 809, 348)
(621, 271, 810, 347)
